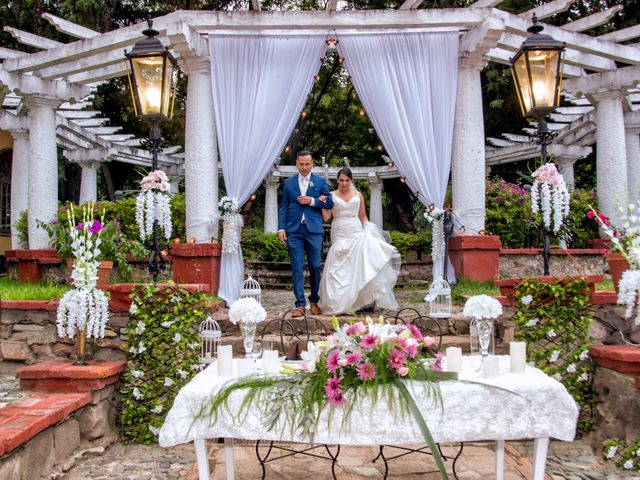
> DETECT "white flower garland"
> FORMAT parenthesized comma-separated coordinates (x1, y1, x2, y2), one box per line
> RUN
(218, 196, 239, 216)
(531, 163, 570, 233)
(423, 204, 446, 262)
(221, 213, 243, 254)
(56, 203, 110, 340)
(136, 170, 173, 240)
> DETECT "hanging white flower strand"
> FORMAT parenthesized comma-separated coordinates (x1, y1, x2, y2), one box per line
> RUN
(424, 204, 446, 261)
(56, 203, 110, 341)
(530, 163, 570, 233)
(136, 170, 173, 240)
(219, 196, 242, 254)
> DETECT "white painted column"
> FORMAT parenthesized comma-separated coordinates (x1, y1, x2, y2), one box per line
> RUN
(184, 58, 219, 242)
(368, 174, 384, 229)
(625, 127, 640, 204)
(555, 156, 578, 192)
(9, 130, 29, 249)
(78, 161, 99, 204)
(263, 173, 279, 234)
(452, 56, 486, 233)
(592, 90, 628, 227)
(25, 95, 61, 249)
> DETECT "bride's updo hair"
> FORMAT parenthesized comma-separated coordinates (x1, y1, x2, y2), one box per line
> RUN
(336, 167, 353, 180)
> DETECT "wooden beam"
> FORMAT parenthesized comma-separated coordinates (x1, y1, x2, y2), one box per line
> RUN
(562, 5, 623, 33)
(41, 13, 99, 39)
(519, 0, 577, 21)
(3, 27, 64, 50)
(599, 24, 640, 43)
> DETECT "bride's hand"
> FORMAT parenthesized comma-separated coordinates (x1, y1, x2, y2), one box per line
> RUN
(318, 195, 328, 202)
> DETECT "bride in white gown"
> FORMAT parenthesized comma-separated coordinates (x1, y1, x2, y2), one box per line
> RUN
(318, 167, 400, 315)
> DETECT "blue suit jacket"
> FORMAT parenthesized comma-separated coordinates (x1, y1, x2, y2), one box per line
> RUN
(278, 173, 334, 234)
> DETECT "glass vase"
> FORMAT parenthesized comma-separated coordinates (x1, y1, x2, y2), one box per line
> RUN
(74, 328, 87, 366)
(469, 317, 495, 355)
(476, 318, 494, 358)
(239, 320, 257, 358)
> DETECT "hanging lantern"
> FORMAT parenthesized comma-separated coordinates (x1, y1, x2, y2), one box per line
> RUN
(240, 275, 262, 304)
(510, 14, 565, 118)
(427, 277, 451, 319)
(199, 315, 221, 364)
(125, 19, 178, 120)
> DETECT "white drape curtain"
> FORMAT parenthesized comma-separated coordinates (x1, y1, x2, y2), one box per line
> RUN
(337, 31, 459, 281)
(208, 33, 328, 303)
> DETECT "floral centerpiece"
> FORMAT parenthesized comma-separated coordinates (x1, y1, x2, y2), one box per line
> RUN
(218, 196, 242, 254)
(136, 170, 172, 241)
(589, 203, 640, 324)
(56, 203, 110, 365)
(204, 316, 456, 479)
(228, 297, 267, 356)
(463, 295, 503, 357)
(423, 203, 446, 265)
(530, 163, 570, 233)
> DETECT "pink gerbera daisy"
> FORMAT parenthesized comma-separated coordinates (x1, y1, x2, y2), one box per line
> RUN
(324, 376, 342, 400)
(406, 323, 423, 341)
(327, 390, 347, 407)
(345, 352, 362, 365)
(388, 349, 406, 369)
(357, 361, 376, 381)
(360, 335, 378, 349)
(326, 349, 340, 373)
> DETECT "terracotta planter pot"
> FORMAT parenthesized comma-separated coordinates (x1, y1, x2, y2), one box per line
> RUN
(66, 259, 114, 288)
(605, 252, 630, 294)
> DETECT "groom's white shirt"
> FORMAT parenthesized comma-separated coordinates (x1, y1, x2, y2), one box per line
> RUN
(277, 173, 316, 233)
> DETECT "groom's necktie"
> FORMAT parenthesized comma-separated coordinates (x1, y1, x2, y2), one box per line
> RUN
(301, 176, 309, 224)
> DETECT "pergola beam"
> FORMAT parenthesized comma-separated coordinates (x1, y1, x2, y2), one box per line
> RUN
(0, 47, 27, 60)
(3, 27, 64, 50)
(41, 13, 99, 39)
(562, 5, 624, 33)
(519, 0, 577, 21)
(599, 24, 640, 43)
(399, 0, 423, 11)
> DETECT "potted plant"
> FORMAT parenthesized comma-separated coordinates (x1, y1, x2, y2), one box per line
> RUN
(587, 208, 630, 293)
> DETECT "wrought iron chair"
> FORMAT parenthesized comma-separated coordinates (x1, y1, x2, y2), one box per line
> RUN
(375, 307, 464, 480)
(254, 308, 340, 479)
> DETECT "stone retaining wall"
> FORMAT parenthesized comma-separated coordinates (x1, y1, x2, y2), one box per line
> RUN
(499, 248, 605, 279)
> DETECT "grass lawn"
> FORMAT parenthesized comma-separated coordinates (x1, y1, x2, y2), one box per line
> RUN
(596, 279, 614, 291)
(0, 276, 70, 300)
(451, 278, 500, 303)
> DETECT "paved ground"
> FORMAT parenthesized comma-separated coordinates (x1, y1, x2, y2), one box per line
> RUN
(0, 289, 636, 479)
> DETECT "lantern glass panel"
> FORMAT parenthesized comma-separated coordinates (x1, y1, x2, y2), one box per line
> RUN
(512, 52, 533, 115)
(527, 49, 562, 111)
(130, 55, 165, 116)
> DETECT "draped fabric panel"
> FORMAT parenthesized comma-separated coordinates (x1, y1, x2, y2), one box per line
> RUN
(337, 32, 459, 281)
(208, 33, 328, 302)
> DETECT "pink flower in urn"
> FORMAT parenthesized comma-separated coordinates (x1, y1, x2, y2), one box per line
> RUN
(346, 322, 367, 336)
(346, 352, 362, 365)
(396, 366, 409, 377)
(326, 349, 340, 373)
(423, 336, 435, 347)
(357, 361, 376, 381)
(360, 335, 378, 349)
(388, 349, 406, 369)
(432, 352, 444, 371)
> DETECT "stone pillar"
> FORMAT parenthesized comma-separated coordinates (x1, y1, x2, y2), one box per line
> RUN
(78, 161, 99, 204)
(625, 127, 640, 204)
(555, 156, 578, 192)
(183, 58, 219, 242)
(452, 56, 486, 233)
(592, 90, 628, 227)
(24, 95, 61, 249)
(263, 173, 279, 233)
(9, 130, 29, 249)
(368, 174, 384, 229)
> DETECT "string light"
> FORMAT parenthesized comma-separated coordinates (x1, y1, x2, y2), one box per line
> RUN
(188, 236, 196, 244)
(358, 108, 365, 117)
(400, 177, 406, 183)
(301, 111, 308, 118)
(250, 194, 257, 201)
(315, 74, 321, 81)
(368, 128, 374, 134)
(377, 144, 384, 151)
(161, 249, 168, 257)
(339, 57, 345, 64)
(326, 38, 338, 46)
(479, 229, 486, 236)
(173, 237, 181, 244)
(387, 159, 394, 167)
(284, 146, 291, 153)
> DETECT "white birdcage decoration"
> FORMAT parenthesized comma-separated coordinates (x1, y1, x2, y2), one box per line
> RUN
(426, 276, 452, 319)
(240, 275, 262, 304)
(199, 315, 221, 364)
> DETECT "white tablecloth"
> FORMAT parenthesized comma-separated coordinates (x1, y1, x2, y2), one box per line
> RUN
(159, 355, 578, 448)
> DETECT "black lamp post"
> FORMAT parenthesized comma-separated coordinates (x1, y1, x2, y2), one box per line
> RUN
(125, 19, 178, 280)
(511, 14, 565, 275)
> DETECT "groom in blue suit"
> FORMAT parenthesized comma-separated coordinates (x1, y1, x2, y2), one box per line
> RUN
(278, 150, 334, 316)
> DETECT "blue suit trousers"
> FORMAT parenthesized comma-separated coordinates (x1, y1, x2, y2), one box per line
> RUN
(287, 224, 322, 307)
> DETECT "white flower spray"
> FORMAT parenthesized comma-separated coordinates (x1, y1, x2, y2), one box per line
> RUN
(530, 163, 570, 233)
(136, 170, 172, 240)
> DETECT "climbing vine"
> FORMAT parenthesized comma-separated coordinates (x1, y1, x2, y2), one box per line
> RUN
(512, 277, 597, 432)
(603, 438, 640, 472)
(120, 283, 211, 444)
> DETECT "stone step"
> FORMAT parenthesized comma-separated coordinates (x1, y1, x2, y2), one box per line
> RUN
(17, 361, 126, 393)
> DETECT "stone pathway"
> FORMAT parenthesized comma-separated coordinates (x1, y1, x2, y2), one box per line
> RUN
(1, 289, 635, 479)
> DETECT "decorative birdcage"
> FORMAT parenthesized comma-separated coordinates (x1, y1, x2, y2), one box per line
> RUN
(199, 315, 221, 364)
(240, 275, 262, 304)
(426, 277, 452, 319)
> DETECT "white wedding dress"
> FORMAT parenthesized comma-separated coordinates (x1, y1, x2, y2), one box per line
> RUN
(318, 193, 400, 315)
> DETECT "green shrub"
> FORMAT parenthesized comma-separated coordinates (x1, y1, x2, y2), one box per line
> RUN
(512, 277, 596, 433)
(241, 228, 289, 262)
(389, 229, 431, 259)
(120, 284, 211, 444)
(15, 210, 28, 249)
(485, 178, 535, 248)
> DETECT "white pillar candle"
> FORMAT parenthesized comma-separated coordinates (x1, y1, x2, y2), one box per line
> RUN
(217, 345, 233, 377)
(510, 341, 527, 374)
(483, 355, 500, 378)
(445, 347, 462, 373)
(237, 358, 254, 377)
(263, 350, 280, 374)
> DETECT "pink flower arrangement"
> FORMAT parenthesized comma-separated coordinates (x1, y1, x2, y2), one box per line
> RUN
(300, 317, 443, 409)
(532, 163, 563, 187)
(140, 170, 171, 193)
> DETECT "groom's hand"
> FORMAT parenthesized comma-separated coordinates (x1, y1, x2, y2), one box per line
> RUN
(278, 230, 287, 242)
(297, 195, 313, 205)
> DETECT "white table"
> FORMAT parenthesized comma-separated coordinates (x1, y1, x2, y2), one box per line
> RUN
(159, 356, 578, 480)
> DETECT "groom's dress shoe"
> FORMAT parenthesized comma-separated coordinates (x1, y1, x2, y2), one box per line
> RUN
(310, 303, 322, 315)
(291, 307, 305, 318)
